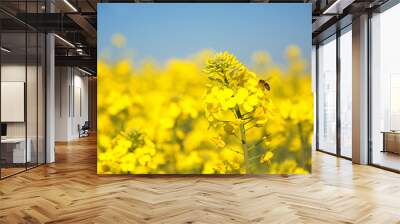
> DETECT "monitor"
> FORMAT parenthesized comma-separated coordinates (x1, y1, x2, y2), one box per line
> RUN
(1, 123, 7, 137)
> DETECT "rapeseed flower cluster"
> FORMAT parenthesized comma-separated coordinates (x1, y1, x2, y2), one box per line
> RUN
(203, 52, 273, 173)
(97, 40, 312, 174)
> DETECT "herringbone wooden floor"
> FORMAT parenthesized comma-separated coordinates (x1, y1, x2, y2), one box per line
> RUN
(1, 135, 400, 224)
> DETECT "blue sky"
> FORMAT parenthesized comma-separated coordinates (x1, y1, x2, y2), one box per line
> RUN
(98, 3, 311, 66)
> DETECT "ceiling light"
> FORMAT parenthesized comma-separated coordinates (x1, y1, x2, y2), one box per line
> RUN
(323, 0, 354, 15)
(63, 0, 78, 12)
(78, 67, 93, 76)
(54, 34, 75, 48)
(323, 0, 341, 14)
(76, 48, 85, 55)
(1, 47, 11, 53)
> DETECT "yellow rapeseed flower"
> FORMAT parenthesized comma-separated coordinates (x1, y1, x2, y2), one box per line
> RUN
(97, 44, 312, 174)
(111, 33, 126, 48)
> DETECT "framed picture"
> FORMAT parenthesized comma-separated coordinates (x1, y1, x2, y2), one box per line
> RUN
(97, 3, 312, 174)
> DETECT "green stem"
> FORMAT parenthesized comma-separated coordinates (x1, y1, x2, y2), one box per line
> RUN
(240, 123, 249, 173)
(247, 137, 267, 151)
(248, 153, 264, 161)
(222, 74, 249, 173)
(235, 105, 249, 174)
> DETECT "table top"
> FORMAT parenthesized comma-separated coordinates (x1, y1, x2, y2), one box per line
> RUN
(381, 131, 400, 134)
(1, 138, 30, 143)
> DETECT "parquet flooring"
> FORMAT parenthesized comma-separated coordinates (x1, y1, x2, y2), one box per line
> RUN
(0, 167, 26, 178)
(1, 135, 400, 223)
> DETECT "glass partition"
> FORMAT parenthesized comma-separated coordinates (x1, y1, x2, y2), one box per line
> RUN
(339, 26, 352, 158)
(0, 2, 46, 179)
(26, 0, 43, 169)
(312, 45, 317, 151)
(371, 3, 400, 171)
(27, 30, 38, 169)
(317, 35, 337, 154)
(38, 32, 45, 165)
(1, 30, 28, 177)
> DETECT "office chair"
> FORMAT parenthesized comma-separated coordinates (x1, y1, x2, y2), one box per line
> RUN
(79, 121, 90, 138)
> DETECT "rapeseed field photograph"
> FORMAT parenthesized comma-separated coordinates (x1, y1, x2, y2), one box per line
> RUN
(97, 3, 312, 174)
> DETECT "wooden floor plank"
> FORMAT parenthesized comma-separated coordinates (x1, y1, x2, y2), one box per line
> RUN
(0, 135, 400, 223)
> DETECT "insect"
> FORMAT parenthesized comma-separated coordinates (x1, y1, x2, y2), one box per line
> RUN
(258, 79, 270, 91)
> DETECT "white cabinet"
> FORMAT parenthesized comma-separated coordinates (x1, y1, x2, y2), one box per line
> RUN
(1, 138, 32, 163)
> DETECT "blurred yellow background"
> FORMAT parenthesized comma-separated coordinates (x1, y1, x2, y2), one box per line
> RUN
(97, 41, 313, 174)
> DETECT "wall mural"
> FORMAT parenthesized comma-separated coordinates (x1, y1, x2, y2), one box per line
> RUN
(97, 3, 313, 174)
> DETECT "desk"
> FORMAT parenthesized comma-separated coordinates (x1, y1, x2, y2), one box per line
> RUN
(1, 138, 31, 163)
(382, 131, 400, 154)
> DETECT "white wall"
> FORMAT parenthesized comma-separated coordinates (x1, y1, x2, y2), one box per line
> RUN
(71, 73, 89, 138)
(55, 67, 89, 141)
(1, 65, 34, 138)
(1, 64, 26, 81)
(55, 67, 69, 141)
(1, 65, 26, 143)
